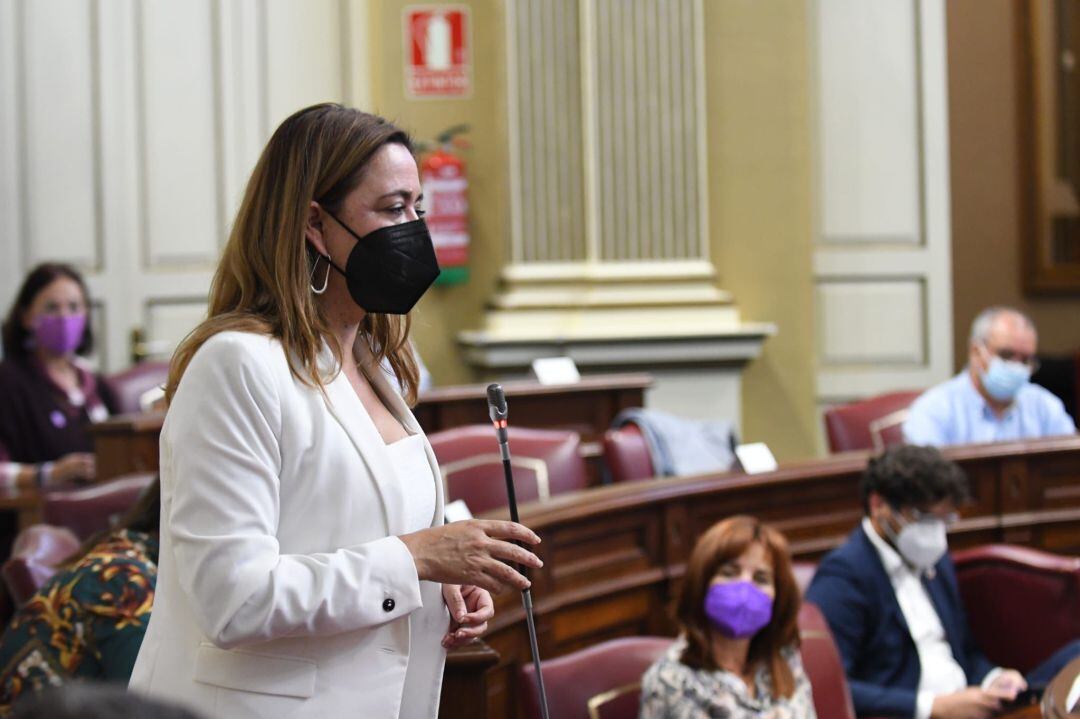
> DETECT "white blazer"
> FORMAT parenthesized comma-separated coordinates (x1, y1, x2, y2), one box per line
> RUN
(129, 331, 448, 718)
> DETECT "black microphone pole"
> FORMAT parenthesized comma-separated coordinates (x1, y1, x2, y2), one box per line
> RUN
(487, 383, 550, 719)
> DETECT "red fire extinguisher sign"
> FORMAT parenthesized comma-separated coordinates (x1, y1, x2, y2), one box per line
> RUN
(421, 127, 470, 284)
(404, 6, 471, 99)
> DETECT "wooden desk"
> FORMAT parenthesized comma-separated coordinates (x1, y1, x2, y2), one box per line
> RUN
(476, 435, 1080, 719)
(89, 374, 652, 482)
(1043, 655, 1080, 718)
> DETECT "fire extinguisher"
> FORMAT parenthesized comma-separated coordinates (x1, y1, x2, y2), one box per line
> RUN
(420, 125, 470, 285)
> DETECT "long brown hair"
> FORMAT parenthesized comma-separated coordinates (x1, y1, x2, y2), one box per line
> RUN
(166, 103, 420, 404)
(675, 515, 801, 698)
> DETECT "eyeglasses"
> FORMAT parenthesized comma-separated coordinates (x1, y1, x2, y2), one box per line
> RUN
(983, 344, 1040, 373)
(905, 507, 960, 527)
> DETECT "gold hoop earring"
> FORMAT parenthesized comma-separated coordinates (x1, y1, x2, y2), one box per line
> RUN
(310, 255, 331, 294)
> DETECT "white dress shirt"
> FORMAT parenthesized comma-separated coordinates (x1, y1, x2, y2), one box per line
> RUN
(861, 519, 967, 719)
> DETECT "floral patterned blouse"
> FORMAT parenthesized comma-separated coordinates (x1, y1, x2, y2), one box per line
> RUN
(639, 638, 817, 719)
(0, 530, 157, 711)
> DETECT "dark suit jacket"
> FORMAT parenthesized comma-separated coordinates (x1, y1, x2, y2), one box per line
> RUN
(805, 526, 995, 718)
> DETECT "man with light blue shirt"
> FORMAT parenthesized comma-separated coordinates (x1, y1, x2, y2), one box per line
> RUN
(903, 307, 1076, 446)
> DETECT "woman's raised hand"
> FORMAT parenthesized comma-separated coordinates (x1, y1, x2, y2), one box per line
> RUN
(399, 519, 542, 594)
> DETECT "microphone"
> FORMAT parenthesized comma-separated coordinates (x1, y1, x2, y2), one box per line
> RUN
(485, 383, 550, 719)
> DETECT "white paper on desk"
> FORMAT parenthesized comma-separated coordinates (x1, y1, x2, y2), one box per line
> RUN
(530, 356, 580, 385)
(444, 499, 473, 524)
(1067, 672, 1080, 713)
(735, 442, 779, 475)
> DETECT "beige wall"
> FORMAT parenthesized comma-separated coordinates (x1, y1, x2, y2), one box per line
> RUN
(706, 1, 818, 459)
(370, 0, 819, 458)
(948, 0, 1080, 364)
(368, 0, 509, 386)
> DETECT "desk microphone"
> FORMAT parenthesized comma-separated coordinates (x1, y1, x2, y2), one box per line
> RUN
(486, 383, 550, 719)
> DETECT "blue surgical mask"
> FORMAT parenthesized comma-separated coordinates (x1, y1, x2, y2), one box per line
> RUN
(980, 351, 1031, 403)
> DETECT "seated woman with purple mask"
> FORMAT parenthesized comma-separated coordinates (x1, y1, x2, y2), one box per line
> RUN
(0, 263, 116, 490)
(640, 515, 816, 718)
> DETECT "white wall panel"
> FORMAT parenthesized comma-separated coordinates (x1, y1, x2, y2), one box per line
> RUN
(265, 0, 345, 131)
(145, 300, 209, 361)
(20, 0, 100, 268)
(817, 0, 921, 243)
(816, 280, 925, 365)
(812, 0, 953, 406)
(137, 0, 221, 267)
(0, 0, 24, 310)
(1, 0, 372, 369)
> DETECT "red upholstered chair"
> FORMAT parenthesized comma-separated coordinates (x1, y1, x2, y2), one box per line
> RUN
(103, 361, 170, 414)
(823, 390, 923, 453)
(428, 426, 588, 515)
(1, 524, 81, 605)
(799, 601, 857, 719)
(519, 636, 674, 719)
(602, 424, 655, 483)
(42, 473, 157, 540)
(953, 544, 1080, 674)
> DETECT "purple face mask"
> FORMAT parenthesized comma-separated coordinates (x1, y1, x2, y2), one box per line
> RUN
(34, 314, 86, 355)
(704, 580, 774, 639)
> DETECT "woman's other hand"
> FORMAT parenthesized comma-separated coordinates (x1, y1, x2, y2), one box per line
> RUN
(399, 519, 542, 594)
(441, 583, 494, 649)
(50, 452, 96, 485)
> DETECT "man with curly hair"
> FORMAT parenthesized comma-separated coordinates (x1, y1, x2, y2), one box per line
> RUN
(806, 446, 1080, 719)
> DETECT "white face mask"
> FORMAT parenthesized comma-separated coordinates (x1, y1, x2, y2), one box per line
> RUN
(884, 509, 949, 570)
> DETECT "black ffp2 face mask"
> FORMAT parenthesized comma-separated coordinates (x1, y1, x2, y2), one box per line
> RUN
(321, 210, 441, 314)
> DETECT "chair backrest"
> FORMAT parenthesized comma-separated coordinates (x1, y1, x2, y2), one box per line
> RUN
(519, 636, 674, 719)
(823, 390, 922, 453)
(798, 601, 857, 719)
(42, 473, 156, 540)
(103, 361, 170, 414)
(602, 424, 655, 483)
(427, 425, 588, 515)
(953, 544, 1080, 674)
(1, 524, 81, 605)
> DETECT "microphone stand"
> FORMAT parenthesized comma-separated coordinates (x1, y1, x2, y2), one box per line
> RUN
(487, 384, 550, 719)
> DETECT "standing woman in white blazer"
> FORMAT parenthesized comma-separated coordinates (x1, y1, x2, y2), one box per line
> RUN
(128, 103, 542, 719)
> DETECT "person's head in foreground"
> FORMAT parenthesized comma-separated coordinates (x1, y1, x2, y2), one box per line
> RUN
(11, 682, 203, 719)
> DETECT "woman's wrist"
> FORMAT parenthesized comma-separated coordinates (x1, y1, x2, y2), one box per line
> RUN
(35, 461, 54, 488)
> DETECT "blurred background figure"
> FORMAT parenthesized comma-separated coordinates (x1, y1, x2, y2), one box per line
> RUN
(0, 264, 115, 490)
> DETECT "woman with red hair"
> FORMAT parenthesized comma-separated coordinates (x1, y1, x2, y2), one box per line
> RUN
(640, 515, 815, 718)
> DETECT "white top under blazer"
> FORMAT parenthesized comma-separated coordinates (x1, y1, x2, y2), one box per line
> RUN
(128, 331, 448, 718)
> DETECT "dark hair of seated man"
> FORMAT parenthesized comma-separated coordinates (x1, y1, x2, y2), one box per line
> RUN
(858, 444, 970, 514)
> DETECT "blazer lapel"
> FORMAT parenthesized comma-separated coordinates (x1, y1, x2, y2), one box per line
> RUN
(359, 344, 445, 529)
(318, 346, 409, 537)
